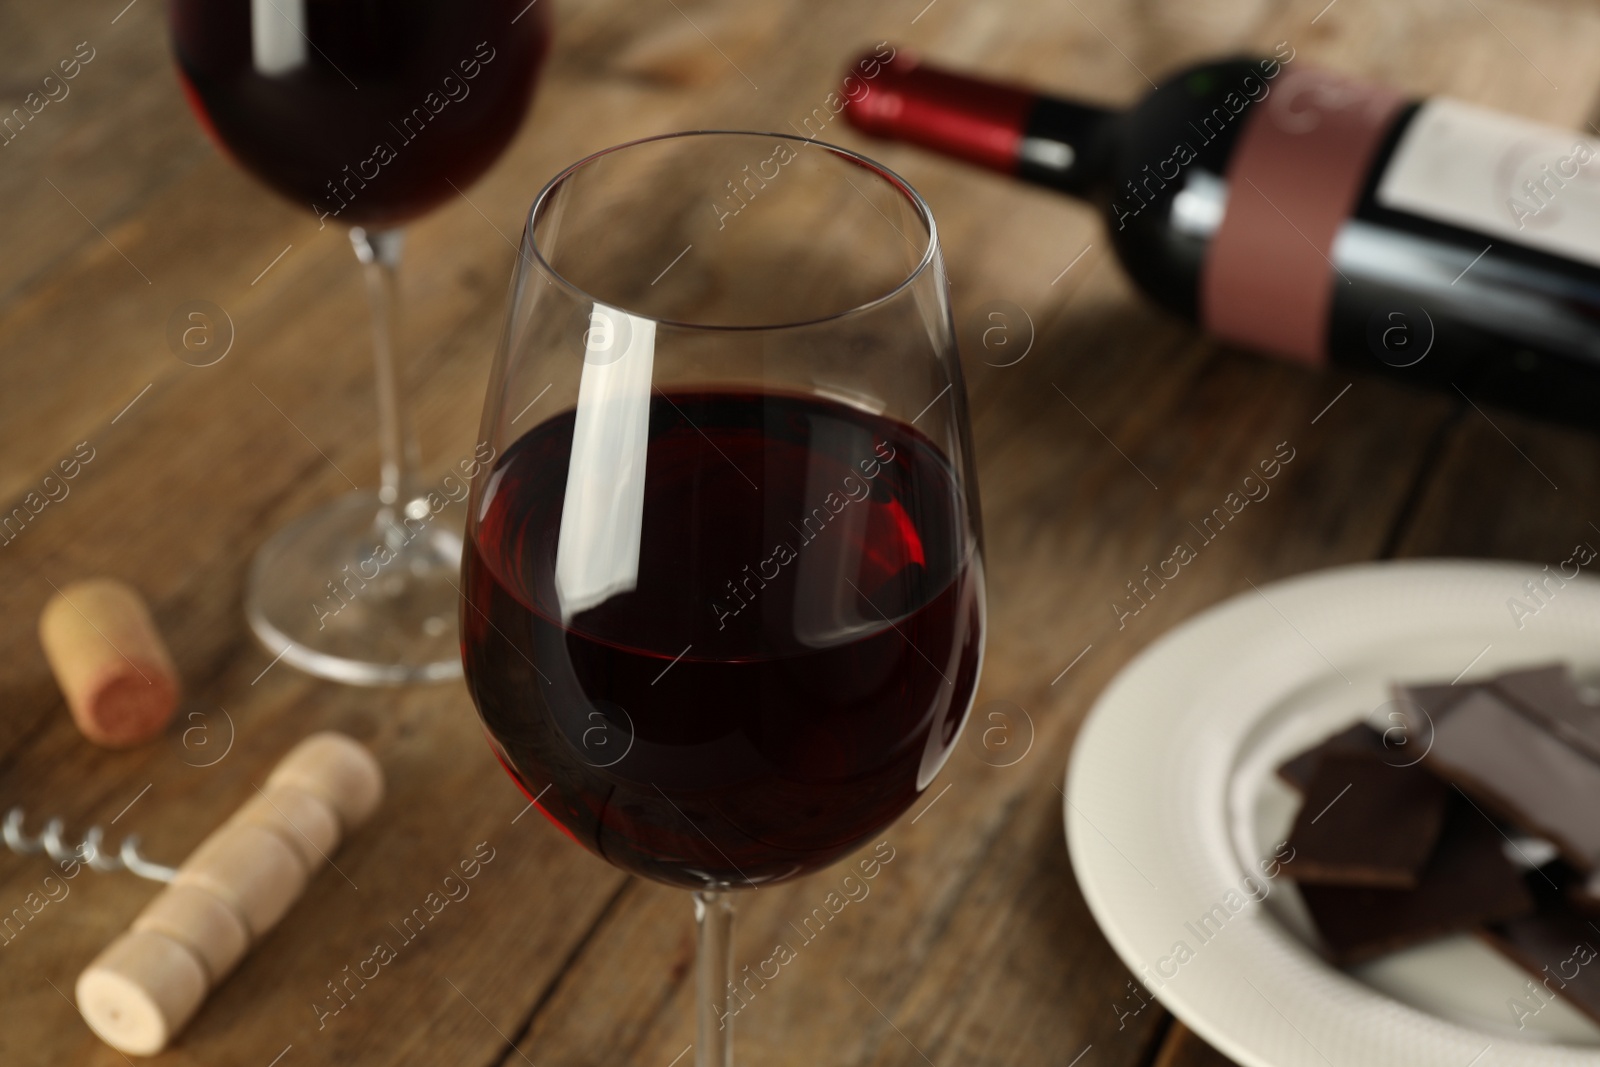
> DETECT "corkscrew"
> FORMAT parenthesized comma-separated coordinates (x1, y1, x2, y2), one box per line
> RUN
(2, 806, 177, 883)
(72, 732, 384, 1056)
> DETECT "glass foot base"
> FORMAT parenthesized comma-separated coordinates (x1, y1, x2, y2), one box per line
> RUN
(246, 489, 465, 686)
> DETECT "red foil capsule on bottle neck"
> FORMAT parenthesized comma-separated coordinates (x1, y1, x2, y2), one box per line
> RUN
(844, 51, 1037, 174)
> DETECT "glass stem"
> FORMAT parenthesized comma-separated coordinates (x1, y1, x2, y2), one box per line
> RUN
(350, 226, 420, 538)
(693, 889, 735, 1067)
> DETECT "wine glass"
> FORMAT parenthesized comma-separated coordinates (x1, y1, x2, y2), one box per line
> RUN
(169, 0, 553, 684)
(460, 131, 986, 1065)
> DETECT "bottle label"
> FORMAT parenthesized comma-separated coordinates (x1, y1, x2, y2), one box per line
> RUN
(1202, 68, 1407, 366)
(1376, 98, 1600, 269)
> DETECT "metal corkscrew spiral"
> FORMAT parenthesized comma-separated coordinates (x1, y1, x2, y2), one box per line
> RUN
(2, 806, 177, 883)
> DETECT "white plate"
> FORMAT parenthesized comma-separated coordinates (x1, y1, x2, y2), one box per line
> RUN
(1066, 560, 1600, 1067)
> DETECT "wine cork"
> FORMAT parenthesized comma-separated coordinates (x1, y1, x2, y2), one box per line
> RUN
(264, 732, 384, 830)
(226, 782, 340, 873)
(76, 929, 208, 1057)
(132, 884, 250, 984)
(39, 579, 180, 748)
(174, 824, 307, 939)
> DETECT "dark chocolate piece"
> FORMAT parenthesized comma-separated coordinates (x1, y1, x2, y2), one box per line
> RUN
(1480, 906, 1600, 1028)
(1491, 663, 1600, 766)
(1283, 752, 1449, 888)
(1424, 690, 1600, 870)
(1276, 722, 1386, 793)
(1390, 680, 1474, 750)
(1298, 803, 1533, 965)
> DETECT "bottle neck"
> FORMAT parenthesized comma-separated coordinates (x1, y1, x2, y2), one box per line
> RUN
(844, 51, 1115, 197)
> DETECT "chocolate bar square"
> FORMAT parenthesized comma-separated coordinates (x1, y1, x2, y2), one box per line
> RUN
(1491, 664, 1600, 767)
(1481, 905, 1600, 1028)
(1298, 801, 1533, 965)
(1276, 722, 1386, 793)
(1424, 689, 1600, 871)
(1390, 679, 1474, 749)
(1283, 751, 1448, 888)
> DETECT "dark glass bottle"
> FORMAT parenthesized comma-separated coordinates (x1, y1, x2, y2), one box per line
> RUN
(846, 48, 1600, 429)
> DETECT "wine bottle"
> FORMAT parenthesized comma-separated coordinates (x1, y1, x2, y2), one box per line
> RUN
(844, 46, 1600, 429)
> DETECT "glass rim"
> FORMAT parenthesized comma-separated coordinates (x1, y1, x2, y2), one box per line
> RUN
(522, 129, 941, 333)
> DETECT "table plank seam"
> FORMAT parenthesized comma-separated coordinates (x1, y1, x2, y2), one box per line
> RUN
(1376, 404, 1468, 560)
(489, 877, 637, 1067)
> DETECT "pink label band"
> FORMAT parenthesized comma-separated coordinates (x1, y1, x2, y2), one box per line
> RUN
(1201, 67, 1407, 366)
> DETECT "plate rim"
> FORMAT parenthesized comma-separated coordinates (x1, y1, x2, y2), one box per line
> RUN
(1064, 557, 1600, 1067)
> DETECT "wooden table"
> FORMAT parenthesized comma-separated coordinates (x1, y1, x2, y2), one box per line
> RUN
(4, 0, 1600, 1063)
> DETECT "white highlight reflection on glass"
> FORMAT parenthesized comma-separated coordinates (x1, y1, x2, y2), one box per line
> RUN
(555, 305, 657, 621)
(251, 0, 308, 77)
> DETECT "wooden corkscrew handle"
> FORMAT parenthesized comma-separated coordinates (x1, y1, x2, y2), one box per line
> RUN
(74, 732, 383, 1056)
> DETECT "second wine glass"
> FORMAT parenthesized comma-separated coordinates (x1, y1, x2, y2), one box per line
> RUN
(169, 0, 553, 683)
(461, 131, 985, 1066)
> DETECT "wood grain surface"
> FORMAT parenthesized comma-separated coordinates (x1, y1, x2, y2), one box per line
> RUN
(3, 0, 1600, 1064)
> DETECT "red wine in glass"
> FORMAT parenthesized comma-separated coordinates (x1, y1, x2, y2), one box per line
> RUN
(462, 389, 985, 888)
(170, 0, 551, 227)
(462, 130, 980, 1066)
(168, 1, 553, 684)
